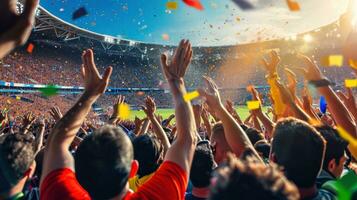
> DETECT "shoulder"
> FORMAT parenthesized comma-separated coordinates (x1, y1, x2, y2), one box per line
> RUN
(40, 168, 90, 200)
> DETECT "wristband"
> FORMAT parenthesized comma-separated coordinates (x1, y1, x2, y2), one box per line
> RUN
(308, 78, 334, 88)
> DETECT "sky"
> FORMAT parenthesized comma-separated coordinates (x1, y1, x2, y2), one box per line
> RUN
(40, 0, 350, 46)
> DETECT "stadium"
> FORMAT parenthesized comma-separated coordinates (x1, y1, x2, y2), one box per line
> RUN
(1, 0, 357, 199)
(0, 0, 356, 121)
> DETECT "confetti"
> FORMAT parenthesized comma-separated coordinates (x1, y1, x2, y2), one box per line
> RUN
(162, 33, 170, 41)
(182, 0, 204, 10)
(328, 55, 344, 67)
(345, 79, 357, 88)
(322, 171, 357, 200)
(72, 7, 88, 20)
(118, 103, 131, 120)
(349, 59, 357, 69)
(319, 96, 327, 114)
(26, 43, 34, 54)
(286, 0, 300, 11)
(184, 90, 200, 102)
(15, 96, 21, 100)
(231, 0, 254, 10)
(166, 1, 178, 10)
(247, 101, 260, 110)
(336, 126, 357, 147)
(39, 85, 59, 97)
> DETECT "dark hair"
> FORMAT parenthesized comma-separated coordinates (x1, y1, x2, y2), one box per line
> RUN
(272, 118, 326, 188)
(212, 123, 224, 136)
(133, 134, 162, 177)
(315, 126, 348, 171)
(209, 153, 299, 200)
(254, 140, 271, 160)
(245, 127, 265, 145)
(75, 125, 133, 199)
(190, 141, 215, 188)
(0, 134, 35, 192)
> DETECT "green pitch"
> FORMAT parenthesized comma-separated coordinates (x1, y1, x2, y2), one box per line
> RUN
(128, 106, 267, 120)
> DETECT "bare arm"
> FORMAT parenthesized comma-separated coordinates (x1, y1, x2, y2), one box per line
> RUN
(161, 40, 197, 173)
(199, 77, 263, 162)
(33, 119, 45, 155)
(0, 0, 38, 59)
(142, 96, 171, 154)
(297, 55, 356, 137)
(41, 49, 112, 183)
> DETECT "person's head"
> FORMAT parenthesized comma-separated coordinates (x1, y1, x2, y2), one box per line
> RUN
(254, 140, 271, 160)
(132, 134, 163, 177)
(271, 118, 326, 188)
(245, 127, 265, 145)
(190, 140, 216, 188)
(315, 126, 348, 178)
(209, 153, 299, 200)
(210, 123, 231, 164)
(75, 125, 136, 200)
(0, 134, 36, 194)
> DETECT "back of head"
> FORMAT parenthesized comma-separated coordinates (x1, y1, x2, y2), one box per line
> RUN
(133, 134, 162, 177)
(0, 134, 35, 193)
(271, 118, 326, 188)
(245, 127, 265, 145)
(209, 153, 299, 200)
(315, 126, 348, 172)
(190, 141, 216, 188)
(75, 125, 133, 199)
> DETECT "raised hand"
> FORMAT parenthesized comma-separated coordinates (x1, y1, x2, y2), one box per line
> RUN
(160, 39, 192, 82)
(22, 112, 36, 127)
(284, 68, 297, 97)
(142, 96, 156, 118)
(295, 54, 324, 81)
(0, 111, 9, 126)
(261, 50, 280, 75)
(49, 106, 63, 122)
(225, 100, 242, 124)
(112, 95, 125, 119)
(198, 76, 223, 110)
(0, 0, 39, 59)
(81, 49, 112, 97)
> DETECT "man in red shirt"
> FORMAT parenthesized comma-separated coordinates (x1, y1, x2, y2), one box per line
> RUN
(40, 40, 197, 200)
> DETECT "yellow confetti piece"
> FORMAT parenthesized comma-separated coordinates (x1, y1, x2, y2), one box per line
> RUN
(166, 1, 178, 10)
(118, 103, 130, 120)
(16, 96, 21, 100)
(336, 126, 357, 147)
(345, 79, 357, 88)
(349, 59, 357, 69)
(328, 55, 343, 67)
(184, 90, 200, 102)
(286, 0, 300, 11)
(247, 101, 260, 110)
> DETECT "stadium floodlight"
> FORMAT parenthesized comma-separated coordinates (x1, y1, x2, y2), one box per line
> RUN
(129, 41, 136, 46)
(303, 34, 313, 43)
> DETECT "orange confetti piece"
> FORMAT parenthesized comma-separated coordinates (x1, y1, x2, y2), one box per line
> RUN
(162, 33, 170, 41)
(349, 59, 357, 69)
(27, 43, 34, 53)
(166, 1, 178, 10)
(286, 0, 300, 11)
(182, 0, 204, 10)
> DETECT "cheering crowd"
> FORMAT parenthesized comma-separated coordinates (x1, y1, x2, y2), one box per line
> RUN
(1, 0, 357, 200)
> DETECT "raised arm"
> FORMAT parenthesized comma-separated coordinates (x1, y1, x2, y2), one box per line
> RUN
(0, 0, 38, 59)
(297, 54, 356, 138)
(249, 87, 274, 139)
(41, 49, 112, 182)
(198, 77, 262, 162)
(142, 96, 171, 154)
(160, 39, 197, 173)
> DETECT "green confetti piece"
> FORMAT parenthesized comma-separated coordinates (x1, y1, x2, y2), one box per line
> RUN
(322, 171, 357, 200)
(39, 85, 59, 97)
